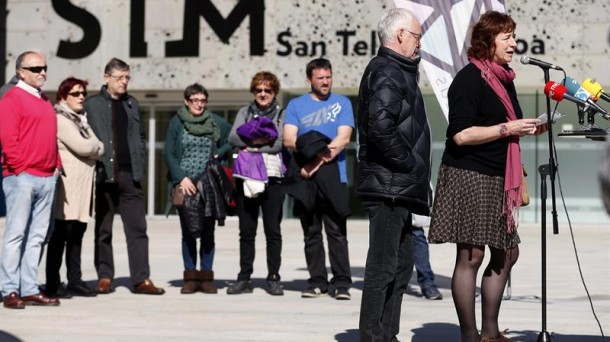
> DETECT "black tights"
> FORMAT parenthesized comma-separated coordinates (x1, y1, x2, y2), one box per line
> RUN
(451, 243, 519, 342)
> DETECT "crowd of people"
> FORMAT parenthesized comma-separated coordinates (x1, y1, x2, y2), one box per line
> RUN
(0, 7, 546, 342)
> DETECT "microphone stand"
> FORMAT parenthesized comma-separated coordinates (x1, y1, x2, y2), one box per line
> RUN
(537, 68, 559, 342)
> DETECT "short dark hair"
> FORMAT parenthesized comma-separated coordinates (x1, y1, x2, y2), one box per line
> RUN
(249, 71, 280, 95)
(104, 57, 130, 75)
(55, 77, 89, 103)
(306, 58, 332, 78)
(183, 83, 209, 100)
(467, 11, 516, 60)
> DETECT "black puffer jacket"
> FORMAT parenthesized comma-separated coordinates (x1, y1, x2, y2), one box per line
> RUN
(356, 46, 432, 215)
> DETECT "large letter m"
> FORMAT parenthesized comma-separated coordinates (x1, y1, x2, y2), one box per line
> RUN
(166, 0, 264, 57)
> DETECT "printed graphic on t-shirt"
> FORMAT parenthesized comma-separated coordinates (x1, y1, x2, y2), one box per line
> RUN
(300, 102, 342, 127)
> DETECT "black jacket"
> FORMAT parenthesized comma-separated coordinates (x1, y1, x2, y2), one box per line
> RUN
(356, 46, 432, 215)
(284, 131, 349, 218)
(194, 159, 235, 226)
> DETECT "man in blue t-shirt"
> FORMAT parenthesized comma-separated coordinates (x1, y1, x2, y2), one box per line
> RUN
(283, 58, 354, 300)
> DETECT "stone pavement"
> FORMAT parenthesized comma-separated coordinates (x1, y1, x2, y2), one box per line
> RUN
(0, 217, 608, 342)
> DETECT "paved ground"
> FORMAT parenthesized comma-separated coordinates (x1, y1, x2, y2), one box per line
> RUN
(0, 217, 608, 342)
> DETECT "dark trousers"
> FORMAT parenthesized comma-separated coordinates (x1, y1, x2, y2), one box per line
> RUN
(299, 201, 351, 290)
(235, 178, 284, 281)
(94, 171, 150, 285)
(45, 219, 87, 286)
(359, 200, 413, 342)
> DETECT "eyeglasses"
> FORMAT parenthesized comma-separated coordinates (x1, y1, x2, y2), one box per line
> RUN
(405, 29, 422, 42)
(22, 65, 47, 73)
(188, 98, 207, 105)
(108, 74, 131, 82)
(254, 88, 273, 94)
(68, 91, 87, 97)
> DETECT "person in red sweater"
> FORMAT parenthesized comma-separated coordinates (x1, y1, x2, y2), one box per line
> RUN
(0, 50, 61, 309)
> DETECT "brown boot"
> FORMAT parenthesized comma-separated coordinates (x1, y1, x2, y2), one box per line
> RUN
(180, 270, 200, 294)
(199, 270, 218, 294)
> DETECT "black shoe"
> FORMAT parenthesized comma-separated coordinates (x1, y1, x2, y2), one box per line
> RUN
(422, 285, 443, 300)
(67, 282, 98, 297)
(334, 287, 351, 300)
(226, 280, 253, 295)
(267, 281, 284, 296)
(44, 283, 73, 299)
(301, 286, 327, 298)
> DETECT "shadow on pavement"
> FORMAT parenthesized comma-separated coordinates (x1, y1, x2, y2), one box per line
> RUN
(335, 328, 359, 341)
(0, 331, 22, 342)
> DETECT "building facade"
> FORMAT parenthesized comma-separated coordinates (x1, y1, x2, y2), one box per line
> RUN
(2, 0, 609, 223)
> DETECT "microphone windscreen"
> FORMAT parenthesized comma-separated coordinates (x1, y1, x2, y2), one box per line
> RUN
(544, 81, 566, 101)
(582, 78, 603, 99)
(520, 55, 530, 65)
(563, 76, 593, 102)
(563, 76, 581, 96)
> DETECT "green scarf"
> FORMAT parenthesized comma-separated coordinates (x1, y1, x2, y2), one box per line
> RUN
(177, 106, 219, 142)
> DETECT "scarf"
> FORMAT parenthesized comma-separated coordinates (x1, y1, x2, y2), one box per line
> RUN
(469, 57, 521, 233)
(247, 97, 279, 123)
(55, 102, 91, 139)
(177, 106, 219, 142)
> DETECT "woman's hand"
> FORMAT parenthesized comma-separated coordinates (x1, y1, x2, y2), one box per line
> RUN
(506, 118, 541, 136)
(179, 177, 197, 196)
(534, 123, 549, 135)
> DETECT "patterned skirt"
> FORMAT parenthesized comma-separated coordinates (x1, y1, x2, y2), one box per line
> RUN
(428, 164, 520, 250)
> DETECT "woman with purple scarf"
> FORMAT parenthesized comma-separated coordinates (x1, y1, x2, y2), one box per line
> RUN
(227, 71, 286, 296)
(428, 11, 547, 342)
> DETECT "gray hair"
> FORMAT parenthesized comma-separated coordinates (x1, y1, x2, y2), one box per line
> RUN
(15, 50, 44, 70)
(377, 8, 416, 45)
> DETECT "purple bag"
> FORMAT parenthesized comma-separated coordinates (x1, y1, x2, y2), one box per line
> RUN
(236, 116, 278, 142)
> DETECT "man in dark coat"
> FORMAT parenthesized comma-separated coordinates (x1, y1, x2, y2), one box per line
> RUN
(85, 58, 164, 295)
(357, 8, 432, 341)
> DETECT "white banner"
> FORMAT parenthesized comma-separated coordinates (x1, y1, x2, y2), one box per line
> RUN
(394, 0, 506, 119)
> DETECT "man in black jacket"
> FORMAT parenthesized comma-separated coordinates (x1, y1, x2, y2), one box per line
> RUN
(85, 58, 164, 295)
(357, 8, 431, 341)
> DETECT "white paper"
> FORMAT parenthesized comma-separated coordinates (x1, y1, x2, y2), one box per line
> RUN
(537, 111, 565, 126)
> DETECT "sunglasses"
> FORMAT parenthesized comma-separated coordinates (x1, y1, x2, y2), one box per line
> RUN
(68, 91, 87, 97)
(22, 65, 47, 73)
(254, 88, 273, 94)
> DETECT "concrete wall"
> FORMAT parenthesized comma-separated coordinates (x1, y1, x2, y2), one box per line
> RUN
(4, 0, 610, 92)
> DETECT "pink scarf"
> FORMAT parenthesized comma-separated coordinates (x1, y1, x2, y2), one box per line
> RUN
(469, 58, 521, 233)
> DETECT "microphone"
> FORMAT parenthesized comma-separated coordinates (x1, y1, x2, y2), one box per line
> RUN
(581, 78, 610, 103)
(544, 81, 610, 119)
(563, 76, 609, 115)
(520, 55, 563, 70)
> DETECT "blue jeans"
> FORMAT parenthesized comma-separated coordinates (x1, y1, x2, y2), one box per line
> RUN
(359, 200, 413, 342)
(1, 173, 56, 297)
(412, 226, 436, 290)
(179, 211, 215, 271)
